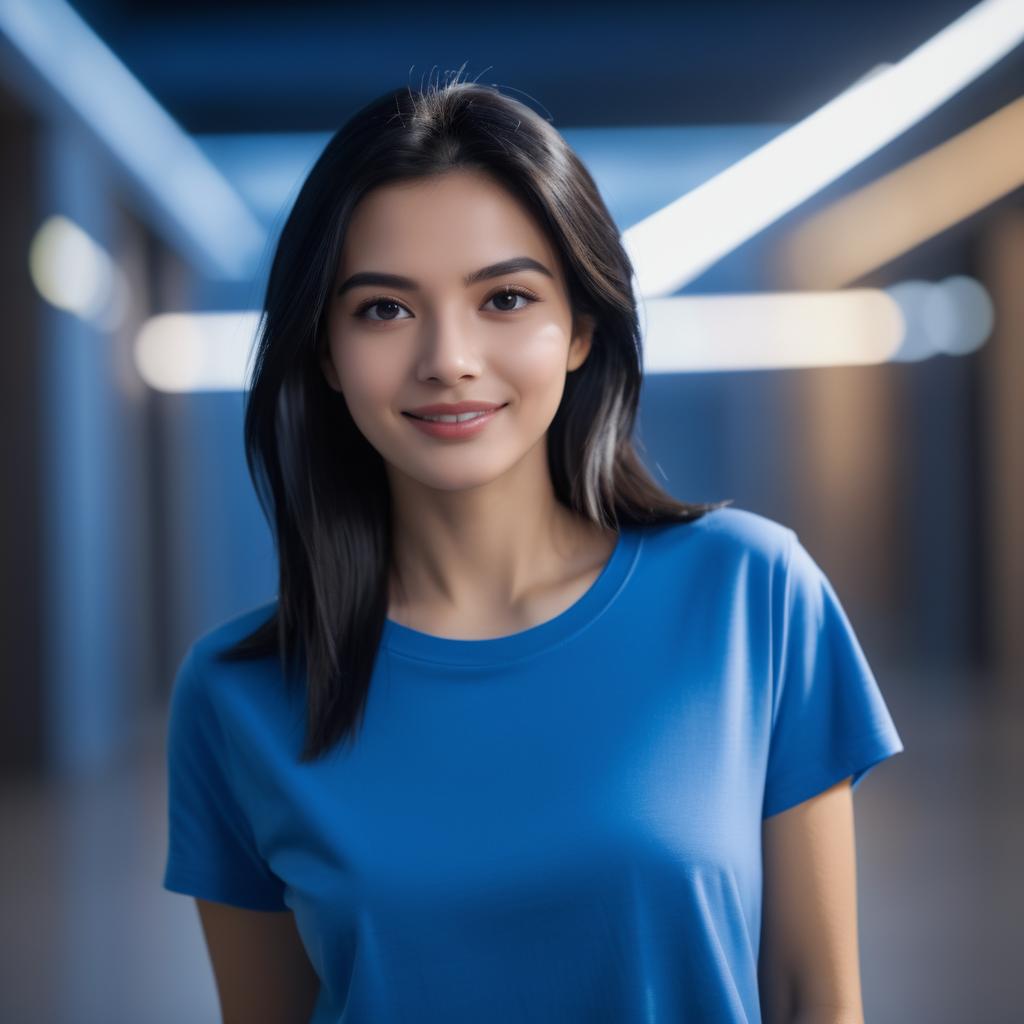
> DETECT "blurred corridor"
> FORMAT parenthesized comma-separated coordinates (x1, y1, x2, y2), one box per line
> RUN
(1, 0, 1022, 1021)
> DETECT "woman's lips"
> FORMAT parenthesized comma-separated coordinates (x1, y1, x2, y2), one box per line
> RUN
(402, 404, 507, 440)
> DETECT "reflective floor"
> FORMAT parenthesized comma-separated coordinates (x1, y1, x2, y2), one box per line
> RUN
(1, 669, 1021, 1023)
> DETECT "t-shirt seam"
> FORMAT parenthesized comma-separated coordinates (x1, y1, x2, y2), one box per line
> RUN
(164, 863, 288, 910)
(384, 530, 645, 668)
(764, 721, 903, 801)
(165, 861, 266, 893)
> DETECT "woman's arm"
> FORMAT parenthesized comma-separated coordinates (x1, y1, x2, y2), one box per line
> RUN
(196, 899, 321, 1024)
(759, 776, 865, 1024)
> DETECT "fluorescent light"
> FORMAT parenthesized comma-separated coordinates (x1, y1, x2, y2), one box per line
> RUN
(623, 0, 1024, 298)
(0, 0, 266, 279)
(134, 312, 263, 392)
(639, 289, 905, 373)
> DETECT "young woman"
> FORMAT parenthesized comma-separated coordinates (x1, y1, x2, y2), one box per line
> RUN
(163, 73, 904, 1024)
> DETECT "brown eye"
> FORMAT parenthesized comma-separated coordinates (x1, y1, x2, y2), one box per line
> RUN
(353, 297, 412, 322)
(484, 286, 538, 313)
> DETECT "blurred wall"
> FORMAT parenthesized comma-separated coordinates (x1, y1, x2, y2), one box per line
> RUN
(0, 82, 45, 774)
(979, 209, 1024, 697)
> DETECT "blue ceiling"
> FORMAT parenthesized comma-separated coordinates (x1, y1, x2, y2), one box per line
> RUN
(67, 1, 1000, 133)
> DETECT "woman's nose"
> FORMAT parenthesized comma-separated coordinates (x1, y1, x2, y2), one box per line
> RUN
(414, 311, 485, 380)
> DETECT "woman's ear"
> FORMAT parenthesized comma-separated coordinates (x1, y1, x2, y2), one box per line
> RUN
(567, 314, 596, 373)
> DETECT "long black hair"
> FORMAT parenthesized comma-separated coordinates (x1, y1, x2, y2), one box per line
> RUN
(219, 71, 732, 761)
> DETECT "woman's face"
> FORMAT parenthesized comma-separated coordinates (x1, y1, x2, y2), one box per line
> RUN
(320, 168, 593, 495)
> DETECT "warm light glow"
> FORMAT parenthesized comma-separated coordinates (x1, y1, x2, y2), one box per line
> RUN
(639, 289, 905, 373)
(28, 214, 128, 327)
(134, 312, 263, 392)
(778, 97, 1024, 288)
(622, 0, 1024, 298)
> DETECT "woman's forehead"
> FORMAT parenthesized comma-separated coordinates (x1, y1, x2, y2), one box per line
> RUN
(340, 170, 557, 273)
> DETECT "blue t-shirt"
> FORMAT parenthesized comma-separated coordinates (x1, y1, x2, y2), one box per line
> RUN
(163, 506, 904, 1023)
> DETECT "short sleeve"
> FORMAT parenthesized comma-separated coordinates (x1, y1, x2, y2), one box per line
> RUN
(762, 529, 905, 819)
(162, 650, 289, 911)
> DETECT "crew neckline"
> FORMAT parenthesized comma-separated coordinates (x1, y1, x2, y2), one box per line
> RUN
(382, 525, 643, 666)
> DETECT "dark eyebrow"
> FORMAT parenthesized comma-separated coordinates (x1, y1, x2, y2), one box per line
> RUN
(335, 256, 555, 296)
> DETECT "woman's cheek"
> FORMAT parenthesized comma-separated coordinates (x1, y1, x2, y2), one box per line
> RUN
(496, 323, 570, 381)
(338, 343, 404, 407)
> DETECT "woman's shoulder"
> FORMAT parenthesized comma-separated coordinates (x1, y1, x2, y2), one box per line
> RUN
(189, 598, 278, 656)
(180, 599, 281, 690)
(165, 600, 298, 742)
(637, 504, 793, 567)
